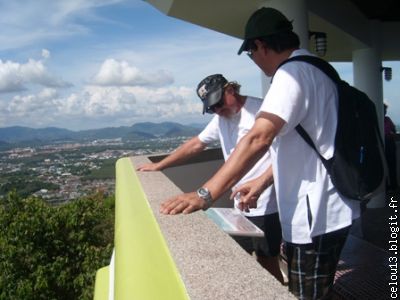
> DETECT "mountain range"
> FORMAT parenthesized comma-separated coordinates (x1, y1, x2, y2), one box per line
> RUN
(0, 122, 204, 145)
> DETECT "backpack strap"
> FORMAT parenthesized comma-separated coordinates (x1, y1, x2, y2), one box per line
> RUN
(276, 55, 339, 168)
(295, 124, 332, 169)
(277, 55, 341, 83)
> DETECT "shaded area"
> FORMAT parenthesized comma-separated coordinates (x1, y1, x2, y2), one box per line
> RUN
(333, 235, 391, 299)
(332, 189, 399, 299)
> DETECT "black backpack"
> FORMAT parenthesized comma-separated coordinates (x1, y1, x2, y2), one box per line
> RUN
(278, 55, 387, 201)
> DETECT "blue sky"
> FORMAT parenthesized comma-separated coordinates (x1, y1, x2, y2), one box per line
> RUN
(0, 0, 399, 130)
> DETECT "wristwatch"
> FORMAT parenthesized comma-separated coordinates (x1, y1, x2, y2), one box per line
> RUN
(196, 187, 213, 211)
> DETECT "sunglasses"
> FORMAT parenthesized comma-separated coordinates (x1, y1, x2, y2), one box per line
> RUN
(246, 40, 258, 59)
(247, 49, 254, 59)
(205, 82, 229, 114)
(207, 99, 224, 113)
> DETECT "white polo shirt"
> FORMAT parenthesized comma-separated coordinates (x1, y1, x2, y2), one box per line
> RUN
(198, 96, 278, 217)
(259, 49, 360, 244)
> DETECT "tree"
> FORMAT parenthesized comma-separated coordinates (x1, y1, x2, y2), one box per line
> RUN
(0, 191, 114, 300)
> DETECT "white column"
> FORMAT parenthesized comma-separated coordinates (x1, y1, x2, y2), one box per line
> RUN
(259, 0, 309, 96)
(267, 0, 308, 48)
(352, 20, 386, 208)
(352, 49, 384, 133)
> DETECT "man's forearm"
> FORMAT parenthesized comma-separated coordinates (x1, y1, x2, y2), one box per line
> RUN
(202, 114, 282, 200)
(157, 136, 206, 170)
(203, 132, 269, 199)
(258, 165, 274, 190)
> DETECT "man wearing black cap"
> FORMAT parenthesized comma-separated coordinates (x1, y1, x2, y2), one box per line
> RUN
(161, 7, 360, 300)
(138, 74, 283, 283)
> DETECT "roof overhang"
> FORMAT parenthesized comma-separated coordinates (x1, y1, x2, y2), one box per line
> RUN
(145, 0, 400, 62)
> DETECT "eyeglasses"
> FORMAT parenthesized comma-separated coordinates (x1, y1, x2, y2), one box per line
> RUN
(246, 40, 257, 59)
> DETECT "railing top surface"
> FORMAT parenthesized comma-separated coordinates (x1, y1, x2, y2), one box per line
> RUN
(126, 154, 295, 300)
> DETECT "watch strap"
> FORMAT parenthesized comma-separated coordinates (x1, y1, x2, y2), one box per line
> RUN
(197, 187, 213, 211)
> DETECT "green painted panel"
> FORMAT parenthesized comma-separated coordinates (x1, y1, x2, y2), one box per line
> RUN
(114, 157, 189, 300)
(93, 266, 109, 300)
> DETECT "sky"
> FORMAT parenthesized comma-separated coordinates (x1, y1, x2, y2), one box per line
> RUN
(0, 0, 399, 131)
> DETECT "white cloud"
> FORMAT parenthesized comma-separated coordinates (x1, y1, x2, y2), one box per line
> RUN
(41, 49, 50, 59)
(108, 30, 262, 97)
(0, 81, 202, 129)
(70, 84, 198, 119)
(38, 87, 58, 99)
(2, 88, 60, 128)
(0, 57, 71, 93)
(92, 59, 174, 87)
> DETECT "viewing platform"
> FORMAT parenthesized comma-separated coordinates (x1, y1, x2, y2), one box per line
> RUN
(94, 148, 395, 300)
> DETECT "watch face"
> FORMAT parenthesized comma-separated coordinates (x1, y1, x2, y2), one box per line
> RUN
(197, 187, 212, 211)
(198, 187, 209, 197)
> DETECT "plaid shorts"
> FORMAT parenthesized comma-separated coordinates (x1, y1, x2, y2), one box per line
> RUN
(285, 226, 350, 300)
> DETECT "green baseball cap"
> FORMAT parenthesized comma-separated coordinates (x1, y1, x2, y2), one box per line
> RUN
(238, 7, 293, 55)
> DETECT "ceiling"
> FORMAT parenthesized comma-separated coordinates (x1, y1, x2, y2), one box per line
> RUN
(145, 0, 400, 61)
(349, 0, 400, 22)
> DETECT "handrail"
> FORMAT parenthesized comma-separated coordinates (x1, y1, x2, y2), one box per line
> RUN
(94, 157, 189, 300)
(94, 266, 109, 300)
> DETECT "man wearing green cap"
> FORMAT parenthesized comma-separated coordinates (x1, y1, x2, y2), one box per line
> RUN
(161, 7, 360, 300)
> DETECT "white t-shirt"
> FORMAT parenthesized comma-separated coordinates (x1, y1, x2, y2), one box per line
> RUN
(198, 96, 278, 217)
(258, 49, 360, 244)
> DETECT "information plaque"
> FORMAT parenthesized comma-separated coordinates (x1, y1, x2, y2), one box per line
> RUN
(205, 207, 264, 237)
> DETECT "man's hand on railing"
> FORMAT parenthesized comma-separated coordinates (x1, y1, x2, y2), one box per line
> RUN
(160, 192, 206, 214)
(136, 162, 162, 171)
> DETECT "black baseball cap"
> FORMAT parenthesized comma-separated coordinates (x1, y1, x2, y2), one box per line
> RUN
(238, 7, 293, 55)
(196, 74, 228, 114)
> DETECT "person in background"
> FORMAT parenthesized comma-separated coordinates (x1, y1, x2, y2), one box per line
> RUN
(160, 8, 360, 299)
(137, 74, 284, 284)
(384, 101, 398, 191)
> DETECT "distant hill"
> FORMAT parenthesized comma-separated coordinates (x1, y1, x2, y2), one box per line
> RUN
(0, 126, 75, 143)
(74, 126, 133, 140)
(131, 122, 200, 137)
(122, 131, 156, 140)
(0, 122, 202, 144)
(0, 140, 9, 147)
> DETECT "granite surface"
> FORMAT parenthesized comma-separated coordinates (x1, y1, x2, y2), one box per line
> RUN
(131, 156, 295, 300)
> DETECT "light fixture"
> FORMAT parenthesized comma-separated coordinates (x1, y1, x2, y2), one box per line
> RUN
(381, 67, 392, 81)
(309, 31, 327, 57)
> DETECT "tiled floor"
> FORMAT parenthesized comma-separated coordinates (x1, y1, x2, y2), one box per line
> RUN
(333, 235, 391, 299)
(332, 189, 398, 299)
(278, 189, 398, 299)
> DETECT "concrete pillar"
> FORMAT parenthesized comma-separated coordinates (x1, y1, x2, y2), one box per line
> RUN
(352, 20, 386, 208)
(259, 0, 309, 96)
(267, 0, 309, 48)
(352, 48, 384, 133)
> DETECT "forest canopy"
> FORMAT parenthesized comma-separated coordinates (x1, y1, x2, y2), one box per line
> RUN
(0, 191, 114, 300)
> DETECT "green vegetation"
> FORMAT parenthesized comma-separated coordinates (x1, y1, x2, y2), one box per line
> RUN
(0, 177, 59, 198)
(83, 159, 116, 180)
(0, 191, 114, 300)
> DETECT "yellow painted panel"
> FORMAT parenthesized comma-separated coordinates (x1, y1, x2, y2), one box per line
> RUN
(93, 266, 109, 300)
(114, 157, 189, 300)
